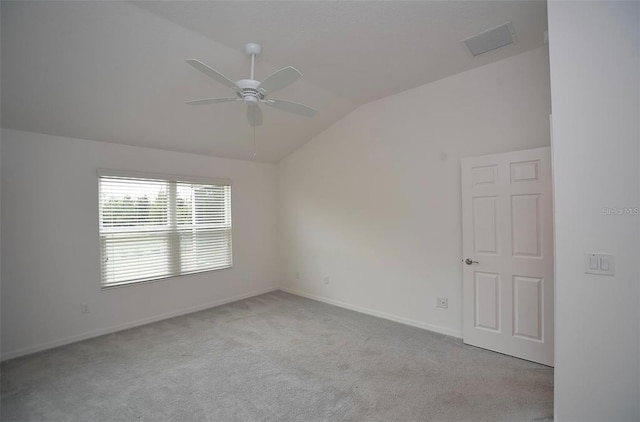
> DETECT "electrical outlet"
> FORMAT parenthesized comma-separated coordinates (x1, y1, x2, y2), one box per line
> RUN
(80, 304, 90, 314)
(436, 298, 448, 309)
(323, 276, 330, 285)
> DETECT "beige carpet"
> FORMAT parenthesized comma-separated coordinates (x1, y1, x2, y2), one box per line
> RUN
(1, 291, 553, 421)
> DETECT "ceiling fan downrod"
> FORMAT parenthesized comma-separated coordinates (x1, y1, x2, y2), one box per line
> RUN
(244, 42, 262, 80)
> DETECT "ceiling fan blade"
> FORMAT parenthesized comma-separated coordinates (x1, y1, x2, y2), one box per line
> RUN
(186, 59, 238, 90)
(264, 98, 317, 117)
(186, 97, 238, 106)
(257, 67, 301, 93)
(247, 105, 263, 127)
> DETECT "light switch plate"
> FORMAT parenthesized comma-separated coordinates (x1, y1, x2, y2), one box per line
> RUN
(584, 253, 615, 276)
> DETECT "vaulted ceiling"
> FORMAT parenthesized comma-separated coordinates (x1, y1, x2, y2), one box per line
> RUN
(1, 1, 548, 163)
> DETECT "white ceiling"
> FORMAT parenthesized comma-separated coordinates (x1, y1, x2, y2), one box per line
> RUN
(1, 1, 548, 163)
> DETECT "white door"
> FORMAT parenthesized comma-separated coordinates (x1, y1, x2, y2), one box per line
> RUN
(461, 147, 553, 366)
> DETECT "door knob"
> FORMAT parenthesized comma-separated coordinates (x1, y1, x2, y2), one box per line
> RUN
(464, 258, 479, 265)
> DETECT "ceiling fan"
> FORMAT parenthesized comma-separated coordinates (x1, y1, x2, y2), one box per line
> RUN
(186, 43, 317, 127)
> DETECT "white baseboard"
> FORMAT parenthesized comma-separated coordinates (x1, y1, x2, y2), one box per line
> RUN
(279, 287, 462, 339)
(1, 286, 279, 361)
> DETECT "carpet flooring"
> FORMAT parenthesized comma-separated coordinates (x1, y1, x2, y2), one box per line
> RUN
(1, 291, 553, 421)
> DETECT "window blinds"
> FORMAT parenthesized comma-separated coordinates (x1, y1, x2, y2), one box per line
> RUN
(98, 172, 232, 288)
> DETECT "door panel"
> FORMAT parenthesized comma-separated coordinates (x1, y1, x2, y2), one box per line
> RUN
(511, 194, 541, 257)
(473, 197, 499, 255)
(474, 272, 501, 332)
(472, 165, 499, 185)
(513, 275, 543, 341)
(510, 160, 540, 183)
(462, 147, 553, 366)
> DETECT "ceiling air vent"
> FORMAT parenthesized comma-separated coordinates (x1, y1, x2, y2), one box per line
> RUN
(463, 22, 517, 56)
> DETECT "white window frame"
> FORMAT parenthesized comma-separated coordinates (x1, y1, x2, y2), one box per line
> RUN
(97, 169, 232, 289)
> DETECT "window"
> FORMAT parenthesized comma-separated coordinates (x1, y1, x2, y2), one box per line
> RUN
(98, 171, 232, 288)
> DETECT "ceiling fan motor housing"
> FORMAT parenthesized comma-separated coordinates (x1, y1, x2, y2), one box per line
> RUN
(236, 79, 264, 105)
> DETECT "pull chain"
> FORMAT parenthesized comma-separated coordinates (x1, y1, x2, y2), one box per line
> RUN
(252, 122, 256, 157)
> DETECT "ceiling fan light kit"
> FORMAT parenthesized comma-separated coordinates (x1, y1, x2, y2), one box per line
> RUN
(186, 42, 317, 128)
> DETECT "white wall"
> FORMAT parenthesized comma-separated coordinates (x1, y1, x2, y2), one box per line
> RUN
(1, 2, 4, 357)
(277, 47, 551, 337)
(0, 129, 278, 359)
(548, 2, 640, 420)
